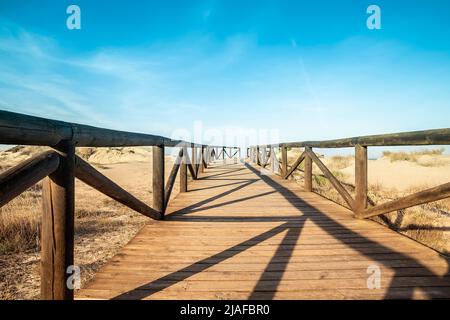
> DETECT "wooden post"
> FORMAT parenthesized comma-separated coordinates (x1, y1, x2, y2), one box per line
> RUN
(281, 146, 287, 177)
(191, 146, 197, 180)
(256, 146, 261, 166)
(270, 147, 275, 172)
(152, 145, 165, 217)
(180, 148, 187, 193)
(355, 144, 368, 216)
(222, 147, 225, 164)
(200, 146, 205, 173)
(41, 141, 75, 300)
(304, 147, 313, 191)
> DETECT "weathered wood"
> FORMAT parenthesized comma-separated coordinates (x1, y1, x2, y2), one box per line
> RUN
(256, 146, 261, 166)
(281, 147, 287, 177)
(261, 128, 450, 149)
(305, 147, 354, 210)
(0, 151, 60, 208)
(200, 146, 206, 173)
(270, 147, 276, 172)
(304, 152, 312, 192)
(355, 145, 368, 215)
(360, 182, 450, 219)
(164, 149, 183, 208)
(74, 156, 161, 220)
(180, 148, 188, 193)
(41, 141, 75, 300)
(0, 111, 238, 148)
(191, 147, 197, 180)
(152, 145, 165, 216)
(284, 151, 306, 179)
(195, 148, 201, 177)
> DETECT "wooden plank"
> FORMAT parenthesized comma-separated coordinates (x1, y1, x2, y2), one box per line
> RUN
(78, 160, 450, 300)
(41, 141, 75, 300)
(0, 151, 59, 208)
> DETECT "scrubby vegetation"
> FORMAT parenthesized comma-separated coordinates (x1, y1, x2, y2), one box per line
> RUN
(382, 148, 446, 166)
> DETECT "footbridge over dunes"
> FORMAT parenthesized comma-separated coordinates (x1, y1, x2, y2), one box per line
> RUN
(1, 110, 450, 299)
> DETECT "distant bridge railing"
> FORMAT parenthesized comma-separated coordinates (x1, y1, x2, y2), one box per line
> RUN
(248, 128, 450, 219)
(0, 110, 239, 300)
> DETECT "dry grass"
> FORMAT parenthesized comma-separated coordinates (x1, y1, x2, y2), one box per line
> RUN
(0, 182, 149, 299)
(382, 148, 446, 166)
(329, 155, 353, 170)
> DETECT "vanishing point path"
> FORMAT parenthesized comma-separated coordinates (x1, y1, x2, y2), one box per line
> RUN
(78, 159, 450, 299)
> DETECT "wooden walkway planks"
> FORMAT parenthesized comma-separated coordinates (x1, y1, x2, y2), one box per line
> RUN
(77, 160, 450, 300)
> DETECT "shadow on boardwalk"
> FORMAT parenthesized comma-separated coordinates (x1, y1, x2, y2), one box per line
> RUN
(111, 162, 450, 300)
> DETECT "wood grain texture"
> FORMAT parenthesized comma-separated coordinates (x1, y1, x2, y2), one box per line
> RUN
(41, 142, 75, 300)
(78, 160, 450, 300)
(355, 145, 368, 216)
(152, 146, 165, 216)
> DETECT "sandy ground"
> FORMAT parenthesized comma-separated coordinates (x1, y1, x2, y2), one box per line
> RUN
(340, 156, 450, 191)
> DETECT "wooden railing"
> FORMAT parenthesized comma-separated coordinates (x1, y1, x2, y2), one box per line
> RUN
(248, 128, 450, 218)
(0, 110, 239, 300)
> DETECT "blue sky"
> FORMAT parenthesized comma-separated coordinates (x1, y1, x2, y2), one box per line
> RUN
(0, 0, 449, 149)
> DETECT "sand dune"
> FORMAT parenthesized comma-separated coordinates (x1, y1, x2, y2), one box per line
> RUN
(0, 145, 154, 167)
(341, 155, 450, 191)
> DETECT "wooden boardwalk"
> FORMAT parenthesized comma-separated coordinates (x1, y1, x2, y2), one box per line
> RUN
(78, 160, 450, 300)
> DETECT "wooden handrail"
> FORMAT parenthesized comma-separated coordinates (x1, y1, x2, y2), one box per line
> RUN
(0, 110, 235, 148)
(250, 128, 450, 149)
(0, 109, 241, 300)
(249, 128, 450, 223)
